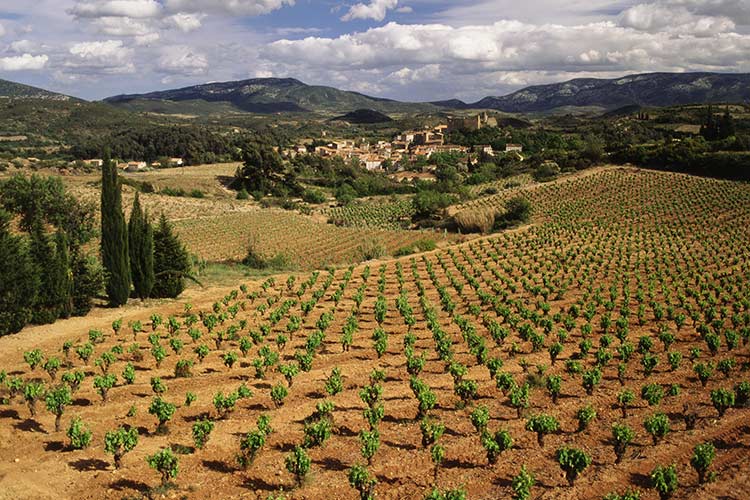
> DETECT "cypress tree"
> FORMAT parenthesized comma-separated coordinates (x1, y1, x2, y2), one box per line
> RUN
(0, 209, 38, 335)
(128, 193, 155, 299)
(101, 152, 131, 306)
(54, 230, 74, 319)
(29, 220, 60, 324)
(152, 214, 190, 299)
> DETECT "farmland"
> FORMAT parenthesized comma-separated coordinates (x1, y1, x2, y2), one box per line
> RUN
(1, 167, 749, 500)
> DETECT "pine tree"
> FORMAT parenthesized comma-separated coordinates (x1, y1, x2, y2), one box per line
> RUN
(101, 152, 131, 306)
(152, 214, 190, 299)
(0, 209, 39, 335)
(128, 193, 155, 299)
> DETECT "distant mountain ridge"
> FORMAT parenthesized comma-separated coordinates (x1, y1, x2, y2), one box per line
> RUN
(0, 79, 73, 101)
(104, 77, 437, 115)
(467, 72, 750, 112)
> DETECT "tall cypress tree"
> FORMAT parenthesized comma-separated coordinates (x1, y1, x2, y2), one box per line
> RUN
(128, 192, 155, 299)
(101, 152, 131, 306)
(152, 214, 190, 299)
(29, 220, 59, 324)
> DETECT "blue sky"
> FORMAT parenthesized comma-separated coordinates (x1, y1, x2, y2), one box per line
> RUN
(0, 0, 748, 102)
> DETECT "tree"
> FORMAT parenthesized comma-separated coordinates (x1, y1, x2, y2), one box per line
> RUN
(24, 381, 45, 417)
(28, 221, 61, 324)
(650, 464, 678, 500)
(238, 429, 267, 468)
(147, 448, 179, 487)
(105, 426, 139, 468)
(710, 388, 734, 418)
(0, 209, 38, 335)
(690, 442, 715, 484)
(151, 214, 191, 299)
(555, 447, 591, 486)
(45, 385, 72, 432)
(128, 192, 155, 299)
(101, 153, 131, 306)
(149, 396, 176, 433)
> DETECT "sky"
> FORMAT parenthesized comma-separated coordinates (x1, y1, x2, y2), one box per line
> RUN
(0, 0, 748, 102)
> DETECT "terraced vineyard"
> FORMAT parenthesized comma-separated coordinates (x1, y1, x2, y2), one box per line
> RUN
(1, 167, 749, 500)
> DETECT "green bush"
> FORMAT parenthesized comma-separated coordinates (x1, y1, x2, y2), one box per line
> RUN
(104, 426, 138, 468)
(146, 448, 179, 486)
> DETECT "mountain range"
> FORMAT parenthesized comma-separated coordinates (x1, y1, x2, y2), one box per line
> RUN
(2, 72, 748, 116)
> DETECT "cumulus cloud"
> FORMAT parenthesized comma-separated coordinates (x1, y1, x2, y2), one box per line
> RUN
(67, 39, 136, 74)
(163, 0, 295, 16)
(619, 3, 736, 35)
(264, 20, 750, 73)
(157, 45, 208, 74)
(68, 0, 162, 19)
(342, 0, 399, 22)
(163, 13, 204, 32)
(0, 53, 49, 71)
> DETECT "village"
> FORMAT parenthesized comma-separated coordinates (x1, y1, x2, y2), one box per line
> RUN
(282, 113, 524, 173)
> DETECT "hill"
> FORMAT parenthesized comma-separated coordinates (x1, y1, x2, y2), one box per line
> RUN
(471, 72, 750, 113)
(0, 78, 74, 101)
(105, 77, 437, 115)
(330, 108, 393, 124)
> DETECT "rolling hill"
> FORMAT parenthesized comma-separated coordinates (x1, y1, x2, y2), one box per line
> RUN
(0, 78, 74, 101)
(104, 77, 437, 115)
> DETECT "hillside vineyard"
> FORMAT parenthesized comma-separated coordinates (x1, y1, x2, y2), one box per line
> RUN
(1, 168, 749, 498)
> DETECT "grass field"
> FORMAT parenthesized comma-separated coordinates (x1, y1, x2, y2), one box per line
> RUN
(1, 167, 749, 500)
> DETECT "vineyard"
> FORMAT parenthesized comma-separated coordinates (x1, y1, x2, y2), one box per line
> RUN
(323, 197, 415, 230)
(1, 167, 750, 499)
(172, 210, 459, 268)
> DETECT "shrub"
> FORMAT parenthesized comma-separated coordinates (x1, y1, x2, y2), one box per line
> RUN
(525, 414, 559, 447)
(192, 419, 215, 450)
(494, 196, 531, 230)
(285, 445, 311, 487)
(348, 463, 377, 500)
(45, 385, 72, 432)
(104, 426, 138, 468)
(650, 464, 678, 500)
(67, 416, 92, 450)
(271, 384, 288, 407)
(641, 383, 664, 406)
(303, 419, 332, 448)
(213, 391, 239, 419)
(470, 405, 490, 435)
(511, 465, 535, 500)
(359, 429, 380, 465)
(325, 367, 344, 396)
(122, 363, 136, 384)
(576, 404, 597, 432)
(482, 428, 513, 464)
(147, 448, 179, 487)
(420, 417, 445, 448)
(710, 388, 734, 417)
(643, 413, 670, 445)
(302, 189, 327, 204)
(611, 423, 635, 464)
(555, 446, 591, 486)
(149, 396, 176, 433)
(690, 442, 716, 483)
(238, 430, 266, 468)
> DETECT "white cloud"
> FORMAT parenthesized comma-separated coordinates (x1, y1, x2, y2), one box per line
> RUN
(619, 3, 736, 35)
(157, 45, 208, 75)
(90, 16, 154, 36)
(163, 0, 295, 16)
(0, 53, 49, 71)
(67, 39, 136, 74)
(163, 13, 204, 32)
(342, 0, 399, 22)
(9, 40, 44, 54)
(68, 0, 162, 19)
